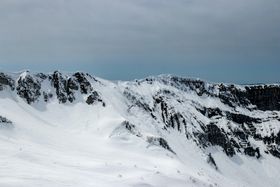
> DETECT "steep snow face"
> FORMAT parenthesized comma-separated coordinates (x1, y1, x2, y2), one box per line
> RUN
(0, 71, 280, 187)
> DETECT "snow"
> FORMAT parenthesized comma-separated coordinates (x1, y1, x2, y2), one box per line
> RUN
(0, 72, 279, 187)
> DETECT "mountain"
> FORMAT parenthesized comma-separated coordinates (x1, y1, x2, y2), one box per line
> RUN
(0, 70, 280, 187)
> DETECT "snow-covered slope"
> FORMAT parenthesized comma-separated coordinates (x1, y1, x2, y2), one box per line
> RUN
(0, 71, 280, 187)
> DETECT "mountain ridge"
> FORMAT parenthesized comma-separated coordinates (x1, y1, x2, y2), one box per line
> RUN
(0, 70, 280, 187)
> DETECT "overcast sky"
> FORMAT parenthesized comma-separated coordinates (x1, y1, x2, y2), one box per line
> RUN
(0, 0, 279, 83)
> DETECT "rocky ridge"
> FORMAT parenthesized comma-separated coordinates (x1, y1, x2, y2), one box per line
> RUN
(0, 71, 280, 162)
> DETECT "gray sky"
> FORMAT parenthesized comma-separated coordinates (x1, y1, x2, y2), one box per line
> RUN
(0, 0, 279, 83)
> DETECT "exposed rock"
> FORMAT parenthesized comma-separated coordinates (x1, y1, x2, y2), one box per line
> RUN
(1, 71, 280, 161)
(86, 91, 105, 106)
(233, 130, 248, 141)
(43, 92, 53, 102)
(16, 74, 41, 104)
(124, 89, 152, 113)
(111, 121, 142, 138)
(50, 71, 85, 103)
(0, 116, 13, 129)
(197, 107, 223, 118)
(245, 85, 280, 111)
(50, 71, 72, 103)
(0, 73, 15, 90)
(121, 121, 142, 137)
(226, 112, 261, 125)
(206, 124, 235, 157)
(35, 73, 48, 80)
(169, 77, 207, 96)
(153, 96, 187, 132)
(244, 147, 261, 158)
(268, 146, 280, 159)
(73, 72, 92, 94)
(218, 84, 250, 108)
(147, 136, 175, 154)
(207, 153, 218, 170)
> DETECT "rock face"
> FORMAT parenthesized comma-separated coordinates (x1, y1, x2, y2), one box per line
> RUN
(147, 136, 175, 154)
(0, 71, 105, 106)
(86, 91, 105, 106)
(206, 124, 235, 156)
(0, 116, 13, 129)
(0, 73, 15, 90)
(73, 72, 92, 94)
(50, 71, 77, 103)
(245, 86, 280, 111)
(17, 73, 41, 104)
(121, 76, 280, 160)
(0, 71, 280, 160)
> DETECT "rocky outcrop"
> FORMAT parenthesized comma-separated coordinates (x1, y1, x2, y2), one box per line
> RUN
(16, 74, 41, 104)
(50, 71, 76, 103)
(0, 71, 106, 106)
(48, 71, 104, 105)
(86, 91, 105, 106)
(218, 84, 250, 108)
(226, 112, 261, 125)
(217, 84, 280, 111)
(1, 72, 280, 160)
(206, 124, 235, 156)
(122, 77, 280, 160)
(197, 107, 223, 118)
(121, 121, 142, 137)
(0, 116, 13, 129)
(245, 85, 280, 111)
(244, 147, 260, 158)
(0, 73, 15, 90)
(147, 136, 175, 154)
(73, 72, 92, 94)
(207, 153, 218, 170)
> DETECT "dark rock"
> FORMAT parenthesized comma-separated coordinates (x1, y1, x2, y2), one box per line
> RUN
(124, 89, 152, 112)
(244, 147, 260, 158)
(206, 124, 235, 156)
(121, 121, 142, 137)
(218, 84, 250, 108)
(86, 91, 104, 106)
(153, 96, 186, 132)
(207, 153, 218, 170)
(50, 71, 70, 103)
(263, 135, 276, 145)
(0, 116, 13, 129)
(35, 73, 48, 80)
(226, 112, 261, 125)
(253, 133, 263, 141)
(276, 132, 280, 145)
(169, 77, 207, 96)
(245, 85, 280, 111)
(268, 146, 280, 159)
(16, 74, 41, 104)
(233, 130, 248, 140)
(43, 92, 53, 102)
(198, 107, 223, 118)
(167, 113, 186, 132)
(67, 78, 79, 91)
(50, 71, 78, 103)
(0, 73, 15, 90)
(147, 136, 175, 154)
(73, 72, 92, 94)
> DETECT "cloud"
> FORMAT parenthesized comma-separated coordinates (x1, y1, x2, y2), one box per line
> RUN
(0, 0, 279, 64)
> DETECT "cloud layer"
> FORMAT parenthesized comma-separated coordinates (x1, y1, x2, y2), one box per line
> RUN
(0, 0, 279, 82)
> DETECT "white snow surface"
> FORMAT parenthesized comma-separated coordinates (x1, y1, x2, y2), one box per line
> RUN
(0, 72, 279, 187)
